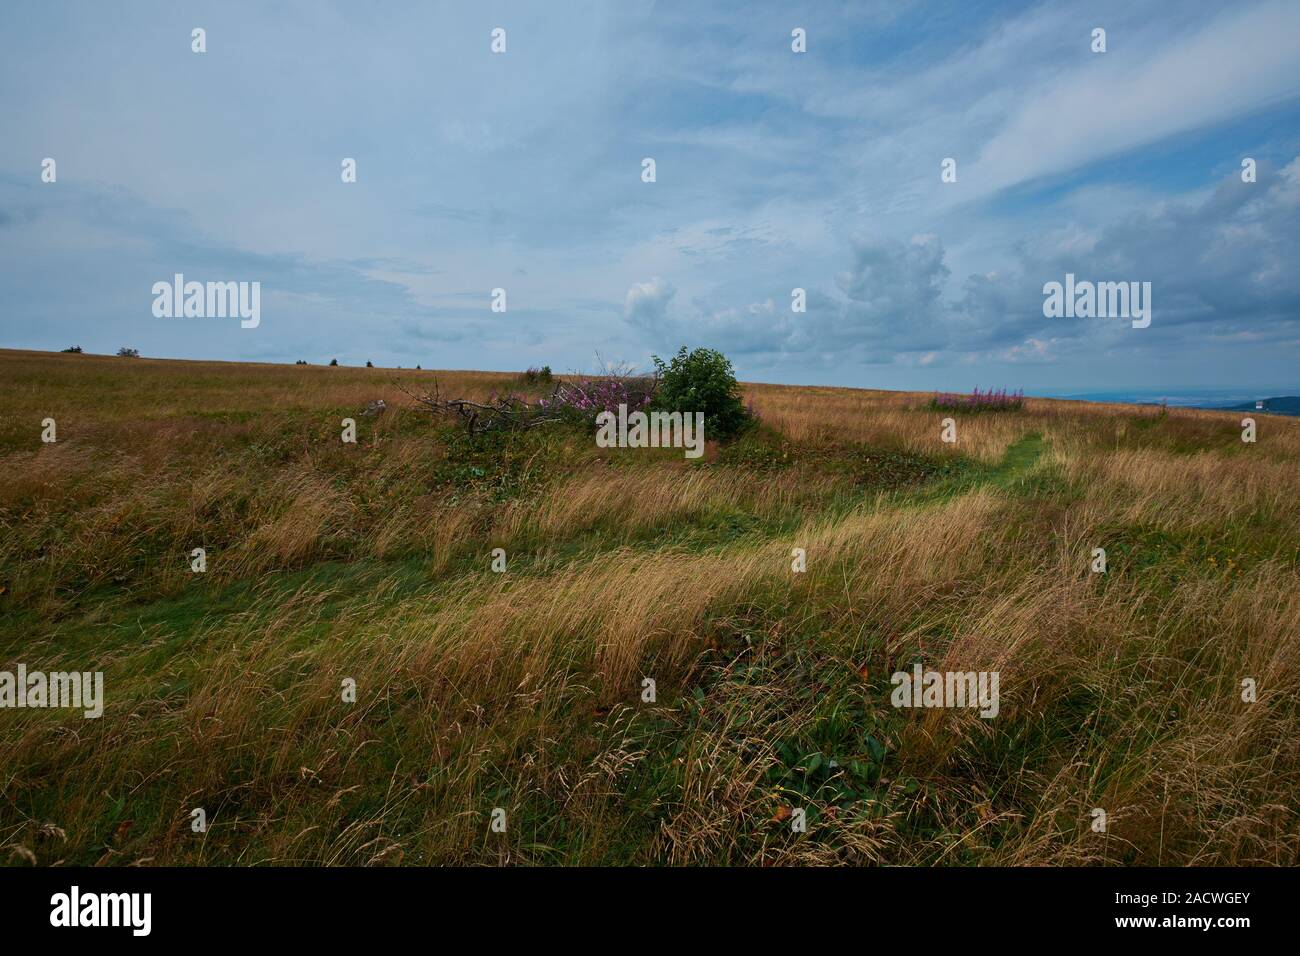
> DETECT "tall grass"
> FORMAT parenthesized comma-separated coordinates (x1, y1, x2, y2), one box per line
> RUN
(0, 349, 1296, 865)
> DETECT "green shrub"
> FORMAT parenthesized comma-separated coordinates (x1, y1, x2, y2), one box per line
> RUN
(652, 346, 751, 439)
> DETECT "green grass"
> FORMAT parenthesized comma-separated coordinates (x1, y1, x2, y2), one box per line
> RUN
(2, 352, 1297, 866)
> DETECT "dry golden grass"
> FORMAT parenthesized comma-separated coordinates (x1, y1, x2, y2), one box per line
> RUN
(745, 381, 1038, 463)
(0, 348, 1297, 866)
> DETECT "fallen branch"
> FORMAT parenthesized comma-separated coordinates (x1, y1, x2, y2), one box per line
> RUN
(396, 377, 566, 434)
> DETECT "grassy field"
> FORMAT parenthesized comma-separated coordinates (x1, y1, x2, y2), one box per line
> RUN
(1, 348, 1297, 866)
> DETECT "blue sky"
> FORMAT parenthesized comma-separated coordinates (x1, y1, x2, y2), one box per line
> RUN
(2, 0, 1299, 394)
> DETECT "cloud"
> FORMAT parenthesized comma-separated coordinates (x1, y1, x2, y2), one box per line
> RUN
(965, 0, 1300, 197)
(623, 157, 1300, 369)
(623, 277, 677, 334)
(834, 234, 950, 352)
(622, 234, 954, 357)
(956, 158, 1300, 352)
(2, 1, 1299, 388)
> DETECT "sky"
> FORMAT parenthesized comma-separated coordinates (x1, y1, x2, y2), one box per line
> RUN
(2, 0, 1299, 395)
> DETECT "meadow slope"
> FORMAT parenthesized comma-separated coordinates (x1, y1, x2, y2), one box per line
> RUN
(1, 349, 1297, 866)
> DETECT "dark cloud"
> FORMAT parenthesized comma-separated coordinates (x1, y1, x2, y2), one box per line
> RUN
(955, 159, 1300, 354)
(623, 160, 1300, 368)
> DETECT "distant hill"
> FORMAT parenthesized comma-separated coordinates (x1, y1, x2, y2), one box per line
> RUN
(1214, 396, 1300, 416)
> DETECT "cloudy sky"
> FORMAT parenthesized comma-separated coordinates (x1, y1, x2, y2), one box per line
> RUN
(2, 0, 1299, 394)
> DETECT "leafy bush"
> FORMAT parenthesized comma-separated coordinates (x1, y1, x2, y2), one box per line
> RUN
(521, 365, 554, 385)
(116, 347, 140, 358)
(366, 361, 374, 368)
(61, 346, 83, 353)
(652, 346, 751, 439)
(329, 358, 338, 367)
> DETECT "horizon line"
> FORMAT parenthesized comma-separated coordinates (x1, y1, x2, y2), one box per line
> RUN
(3, 347, 1295, 407)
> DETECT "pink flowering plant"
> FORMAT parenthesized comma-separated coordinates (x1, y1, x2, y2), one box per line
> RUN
(539, 358, 658, 428)
(929, 387, 1024, 412)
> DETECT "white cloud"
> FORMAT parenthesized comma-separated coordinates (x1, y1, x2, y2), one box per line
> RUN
(965, 0, 1300, 197)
